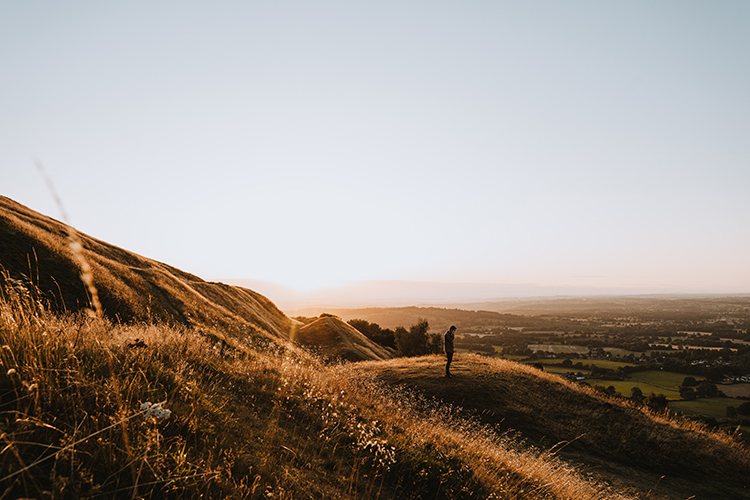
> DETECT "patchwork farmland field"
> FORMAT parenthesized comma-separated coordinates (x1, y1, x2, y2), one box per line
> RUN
(628, 370, 700, 390)
(670, 397, 747, 419)
(719, 383, 750, 398)
(528, 344, 589, 354)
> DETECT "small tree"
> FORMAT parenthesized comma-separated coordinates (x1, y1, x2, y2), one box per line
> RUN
(681, 376, 699, 387)
(695, 381, 719, 398)
(348, 318, 396, 349)
(737, 402, 750, 416)
(630, 387, 644, 404)
(705, 367, 724, 383)
(679, 386, 697, 401)
(645, 392, 669, 412)
(395, 319, 437, 357)
(393, 326, 410, 356)
(428, 331, 443, 354)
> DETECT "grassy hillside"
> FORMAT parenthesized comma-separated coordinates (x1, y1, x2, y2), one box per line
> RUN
(358, 355, 750, 500)
(294, 316, 395, 362)
(3, 196, 749, 499)
(1, 286, 638, 499)
(0, 196, 292, 336)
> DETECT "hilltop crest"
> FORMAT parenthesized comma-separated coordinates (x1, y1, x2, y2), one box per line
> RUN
(294, 315, 394, 361)
(0, 196, 291, 336)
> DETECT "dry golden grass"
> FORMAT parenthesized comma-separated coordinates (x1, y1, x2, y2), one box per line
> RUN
(0, 195, 293, 335)
(357, 354, 750, 499)
(0, 279, 646, 499)
(293, 316, 393, 362)
(3, 195, 748, 499)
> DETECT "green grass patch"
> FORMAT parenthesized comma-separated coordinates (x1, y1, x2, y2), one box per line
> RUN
(670, 397, 746, 419)
(582, 370, 707, 400)
(529, 344, 589, 354)
(628, 370, 703, 390)
(586, 380, 681, 400)
(528, 359, 635, 371)
(543, 365, 590, 376)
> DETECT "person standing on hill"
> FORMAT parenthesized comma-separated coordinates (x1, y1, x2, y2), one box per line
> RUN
(444, 325, 456, 377)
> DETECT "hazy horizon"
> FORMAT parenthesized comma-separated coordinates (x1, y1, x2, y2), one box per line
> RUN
(3, 2, 749, 296)
(222, 277, 750, 312)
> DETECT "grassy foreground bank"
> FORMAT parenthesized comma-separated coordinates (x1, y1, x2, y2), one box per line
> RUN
(1, 284, 634, 499)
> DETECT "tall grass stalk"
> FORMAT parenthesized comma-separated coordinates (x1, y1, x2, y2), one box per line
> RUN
(33, 159, 101, 317)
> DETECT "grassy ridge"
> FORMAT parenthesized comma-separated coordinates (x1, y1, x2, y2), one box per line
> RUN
(360, 355, 750, 500)
(0, 196, 292, 335)
(3, 196, 749, 499)
(0, 287, 635, 499)
(294, 316, 393, 361)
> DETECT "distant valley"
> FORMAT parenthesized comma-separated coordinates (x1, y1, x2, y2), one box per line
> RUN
(2, 196, 749, 500)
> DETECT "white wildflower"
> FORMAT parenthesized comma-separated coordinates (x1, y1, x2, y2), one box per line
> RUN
(141, 401, 171, 420)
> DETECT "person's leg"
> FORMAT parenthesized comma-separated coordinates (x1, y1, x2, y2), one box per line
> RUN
(446, 352, 453, 376)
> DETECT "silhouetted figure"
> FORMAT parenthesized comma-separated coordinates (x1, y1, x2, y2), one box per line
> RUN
(445, 325, 456, 377)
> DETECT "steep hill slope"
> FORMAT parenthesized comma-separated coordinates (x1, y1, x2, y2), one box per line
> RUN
(0, 196, 292, 336)
(0, 196, 392, 362)
(357, 354, 750, 500)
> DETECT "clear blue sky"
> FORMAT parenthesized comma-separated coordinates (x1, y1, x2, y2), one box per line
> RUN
(2, 1, 749, 299)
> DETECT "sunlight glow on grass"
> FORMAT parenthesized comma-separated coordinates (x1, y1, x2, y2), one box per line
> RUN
(0, 277, 646, 499)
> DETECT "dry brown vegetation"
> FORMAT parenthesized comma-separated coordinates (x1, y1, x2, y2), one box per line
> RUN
(0, 196, 292, 335)
(1, 282, 636, 499)
(359, 355, 750, 499)
(293, 316, 394, 362)
(2, 196, 750, 499)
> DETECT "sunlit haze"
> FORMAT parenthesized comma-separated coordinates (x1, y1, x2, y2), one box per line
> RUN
(2, 2, 749, 306)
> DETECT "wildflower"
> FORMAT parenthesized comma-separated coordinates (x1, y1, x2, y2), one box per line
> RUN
(140, 402, 171, 420)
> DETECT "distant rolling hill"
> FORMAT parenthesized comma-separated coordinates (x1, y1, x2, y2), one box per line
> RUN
(0, 196, 389, 361)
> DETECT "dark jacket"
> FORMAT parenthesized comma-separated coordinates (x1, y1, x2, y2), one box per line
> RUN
(444, 329, 455, 354)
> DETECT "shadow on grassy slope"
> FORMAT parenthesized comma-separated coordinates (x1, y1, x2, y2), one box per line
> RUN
(1, 286, 636, 499)
(358, 354, 750, 500)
